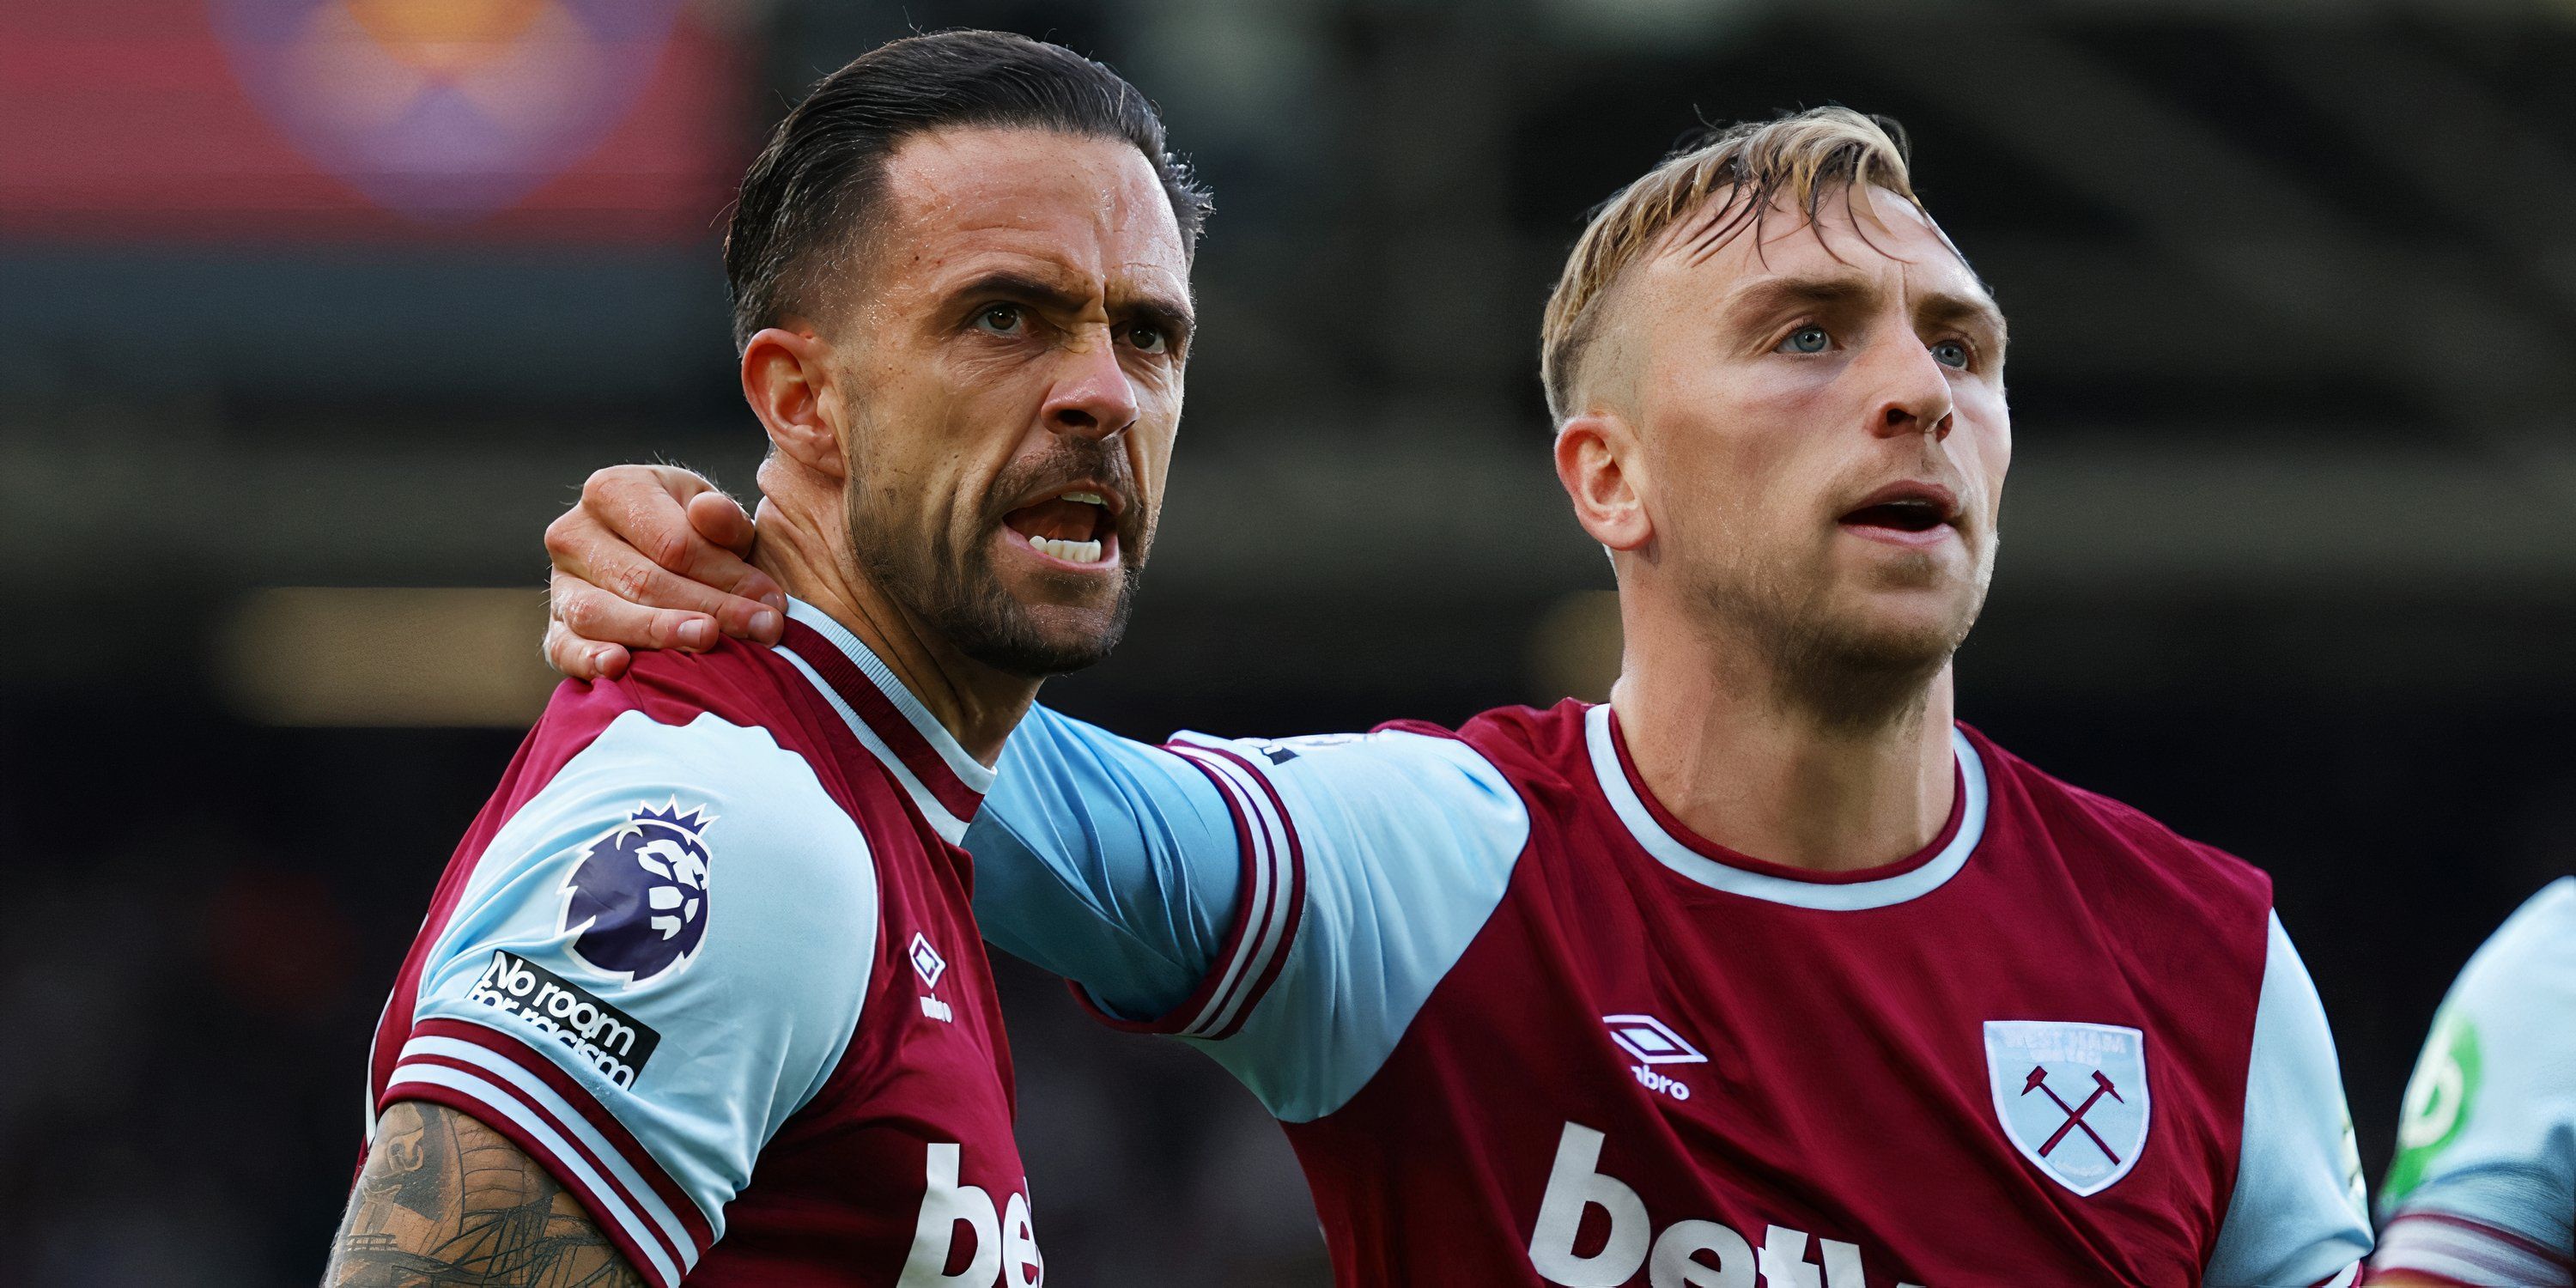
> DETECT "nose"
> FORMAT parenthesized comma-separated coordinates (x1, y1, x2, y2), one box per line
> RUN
(1868, 337, 1955, 442)
(1040, 337, 1140, 442)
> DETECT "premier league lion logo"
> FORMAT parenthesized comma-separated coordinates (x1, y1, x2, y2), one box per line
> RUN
(560, 799, 715, 984)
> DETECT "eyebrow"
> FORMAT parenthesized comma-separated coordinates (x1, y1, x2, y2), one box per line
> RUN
(1721, 273, 2007, 343)
(1720, 274, 1881, 329)
(1916, 289, 2009, 345)
(950, 270, 1195, 343)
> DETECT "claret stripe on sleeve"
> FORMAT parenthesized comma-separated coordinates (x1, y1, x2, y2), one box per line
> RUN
(1161, 739, 1307, 1042)
(775, 601, 994, 844)
(2373, 1212, 2576, 1287)
(381, 1017, 715, 1288)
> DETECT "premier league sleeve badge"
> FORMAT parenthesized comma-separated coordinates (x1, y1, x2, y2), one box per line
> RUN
(557, 799, 718, 986)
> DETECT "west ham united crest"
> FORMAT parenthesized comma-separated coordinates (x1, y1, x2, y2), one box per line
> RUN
(559, 799, 716, 985)
(1984, 1020, 2151, 1197)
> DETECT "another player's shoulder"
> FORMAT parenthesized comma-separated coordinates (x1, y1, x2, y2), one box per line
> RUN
(1376, 697, 1597, 796)
(489, 699, 873, 910)
(2451, 876, 2576, 1007)
(1965, 723, 2275, 914)
(2478, 874, 2576, 957)
(586, 632, 819, 744)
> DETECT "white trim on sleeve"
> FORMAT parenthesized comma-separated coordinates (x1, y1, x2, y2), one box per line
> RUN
(1164, 741, 1300, 1040)
(385, 1059, 690, 1288)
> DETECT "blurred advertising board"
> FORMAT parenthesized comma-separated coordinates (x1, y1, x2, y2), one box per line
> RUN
(0, 0, 752, 241)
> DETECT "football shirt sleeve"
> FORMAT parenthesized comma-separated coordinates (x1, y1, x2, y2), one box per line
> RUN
(2372, 877, 2576, 1286)
(2203, 911, 2374, 1288)
(380, 709, 878, 1288)
(966, 709, 1530, 1123)
(965, 702, 1249, 1019)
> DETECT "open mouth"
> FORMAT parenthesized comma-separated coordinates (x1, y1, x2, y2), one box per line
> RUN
(1841, 498, 1947, 533)
(1837, 483, 1960, 544)
(1001, 487, 1120, 567)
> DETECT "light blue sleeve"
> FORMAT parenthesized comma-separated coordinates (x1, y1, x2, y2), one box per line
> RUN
(2204, 912, 2374, 1288)
(967, 703, 1246, 1017)
(387, 709, 877, 1282)
(2372, 878, 2576, 1286)
(964, 709, 1531, 1123)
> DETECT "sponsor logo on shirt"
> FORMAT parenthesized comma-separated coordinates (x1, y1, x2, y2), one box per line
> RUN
(1604, 1013, 1705, 1101)
(558, 799, 715, 984)
(901, 1141, 1042, 1286)
(468, 949, 662, 1087)
(1528, 1121, 1926, 1288)
(1982, 1020, 2151, 1198)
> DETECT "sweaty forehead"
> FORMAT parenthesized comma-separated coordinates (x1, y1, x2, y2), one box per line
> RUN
(874, 125, 1188, 301)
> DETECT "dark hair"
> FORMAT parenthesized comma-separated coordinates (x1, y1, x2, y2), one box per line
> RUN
(723, 29, 1211, 350)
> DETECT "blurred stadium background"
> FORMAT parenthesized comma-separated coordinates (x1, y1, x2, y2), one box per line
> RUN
(6, 0, 2576, 1281)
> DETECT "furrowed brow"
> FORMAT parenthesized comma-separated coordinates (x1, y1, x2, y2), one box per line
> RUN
(1918, 290, 2008, 345)
(948, 270, 1093, 316)
(949, 270, 1194, 343)
(1721, 275, 1882, 331)
(1115, 289, 1194, 344)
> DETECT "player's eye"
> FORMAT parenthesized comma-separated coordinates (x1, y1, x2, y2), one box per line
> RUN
(1126, 322, 1170, 355)
(1777, 325, 1832, 355)
(973, 304, 1026, 336)
(1930, 338, 1971, 369)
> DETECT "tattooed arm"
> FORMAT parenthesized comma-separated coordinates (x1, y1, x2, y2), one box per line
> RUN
(325, 1101, 645, 1288)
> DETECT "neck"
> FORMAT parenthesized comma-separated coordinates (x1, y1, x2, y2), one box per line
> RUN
(753, 507, 1035, 767)
(1609, 606, 1957, 874)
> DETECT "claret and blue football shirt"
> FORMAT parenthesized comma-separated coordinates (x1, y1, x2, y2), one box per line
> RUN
(967, 699, 2375, 1287)
(364, 600, 1042, 1287)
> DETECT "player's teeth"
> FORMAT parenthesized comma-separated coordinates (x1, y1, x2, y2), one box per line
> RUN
(1032, 537, 1104, 563)
(1062, 489, 1105, 505)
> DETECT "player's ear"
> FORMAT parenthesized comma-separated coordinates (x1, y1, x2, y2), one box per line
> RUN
(742, 325, 847, 481)
(1555, 412, 1652, 552)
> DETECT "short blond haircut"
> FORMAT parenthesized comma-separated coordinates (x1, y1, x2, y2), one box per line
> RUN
(1540, 107, 1923, 421)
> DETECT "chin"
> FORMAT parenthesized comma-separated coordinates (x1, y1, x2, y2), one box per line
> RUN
(1800, 578, 1980, 664)
(944, 583, 1136, 679)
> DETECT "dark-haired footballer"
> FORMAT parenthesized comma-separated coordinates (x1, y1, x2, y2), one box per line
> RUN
(544, 112, 2377, 1286)
(326, 31, 1204, 1287)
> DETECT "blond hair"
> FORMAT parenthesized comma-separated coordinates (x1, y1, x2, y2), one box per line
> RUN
(1540, 107, 1923, 421)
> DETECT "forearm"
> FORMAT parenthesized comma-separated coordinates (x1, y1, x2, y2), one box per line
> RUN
(325, 1100, 644, 1288)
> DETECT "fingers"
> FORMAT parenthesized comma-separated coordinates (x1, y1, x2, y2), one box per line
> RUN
(679, 490, 787, 642)
(544, 618, 630, 682)
(550, 565, 732, 651)
(686, 488, 758, 558)
(547, 465, 784, 645)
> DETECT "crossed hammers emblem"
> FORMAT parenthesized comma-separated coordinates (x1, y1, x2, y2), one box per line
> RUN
(2020, 1065, 2125, 1163)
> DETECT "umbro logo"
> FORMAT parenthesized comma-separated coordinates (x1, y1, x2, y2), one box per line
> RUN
(909, 932, 948, 988)
(1604, 1013, 1706, 1066)
(910, 932, 954, 1024)
(1604, 1013, 1704, 1102)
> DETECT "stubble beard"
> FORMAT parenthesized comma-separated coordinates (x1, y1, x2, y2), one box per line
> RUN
(1705, 537, 1994, 732)
(844, 446, 1147, 681)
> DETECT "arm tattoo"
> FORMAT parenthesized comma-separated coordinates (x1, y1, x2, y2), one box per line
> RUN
(325, 1101, 648, 1288)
